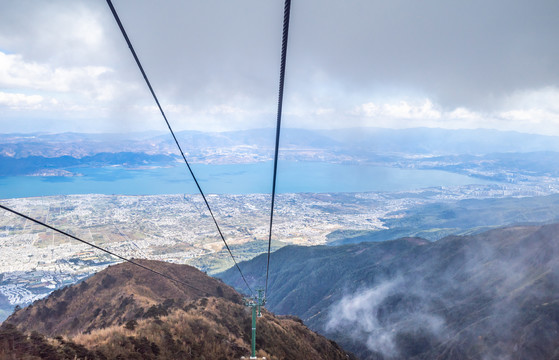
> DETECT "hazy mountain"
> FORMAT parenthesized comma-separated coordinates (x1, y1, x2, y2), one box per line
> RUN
(219, 223, 559, 359)
(0, 152, 178, 176)
(0, 132, 166, 159)
(328, 194, 559, 244)
(1, 259, 354, 360)
(316, 127, 559, 155)
(2, 127, 559, 159)
(166, 128, 344, 150)
(407, 151, 559, 180)
(3, 128, 559, 182)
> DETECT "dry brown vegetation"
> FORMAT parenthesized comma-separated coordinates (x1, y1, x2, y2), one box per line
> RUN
(4, 259, 241, 337)
(1, 260, 354, 359)
(68, 297, 352, 359)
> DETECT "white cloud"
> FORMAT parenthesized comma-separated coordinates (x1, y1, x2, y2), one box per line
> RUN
(385, 99, 441, 120)
(502, 87, 559, 112)
(479, 87, 559, 135)
(497, 87, 559, 127)
(358, 102, 379, 117)
(0, 1, 110, 66)
(1, 1, 558, 134)
(326, 281, 400, 356)
(133, 102, 267, 132)
(346, 88, 559, 135)
(353, 99, 441, 120)
(313, 107, 335, 116)
(0, 92, 44, 109)
(206, 104, 247, 116)
(326, 279, 446, 358)
(0, 51, 122, 101)
(500, 109, 545, 122)
(448, 107, 480, 120)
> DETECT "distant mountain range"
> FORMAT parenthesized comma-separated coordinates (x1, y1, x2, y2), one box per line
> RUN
(219, 223, 559, 359)
(1, 260, 353, 359)
(315, 127, 559, 155)
(327, 193, 559, 244)
(0, 152, 178, 176)
(2, 127, 559, 159)
(2, 127, 559, 181)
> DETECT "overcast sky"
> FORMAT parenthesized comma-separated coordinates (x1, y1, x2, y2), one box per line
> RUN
(1, 0, 558, 135)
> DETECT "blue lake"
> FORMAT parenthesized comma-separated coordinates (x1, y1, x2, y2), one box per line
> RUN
(0, 161, 497, 199)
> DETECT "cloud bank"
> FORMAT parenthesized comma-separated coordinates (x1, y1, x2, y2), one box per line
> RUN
(1, 0, 558, 134)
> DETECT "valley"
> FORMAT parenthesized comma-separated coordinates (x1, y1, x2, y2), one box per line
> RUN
(2, 184, 559, 321)
(219, 223, 559, 359)
(1, 128, 559, 358)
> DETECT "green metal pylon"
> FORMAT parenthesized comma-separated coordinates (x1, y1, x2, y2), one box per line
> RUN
(245, 288, 266, 359)
(251, 302, 257, 358)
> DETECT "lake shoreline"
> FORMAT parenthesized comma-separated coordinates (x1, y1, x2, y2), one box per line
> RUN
(0, 161, 498, 199)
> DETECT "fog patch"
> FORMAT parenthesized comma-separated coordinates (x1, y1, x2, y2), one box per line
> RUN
(326, 278, 448, 358)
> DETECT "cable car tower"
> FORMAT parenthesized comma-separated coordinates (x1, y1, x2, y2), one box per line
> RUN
(242, 289, 266, 359)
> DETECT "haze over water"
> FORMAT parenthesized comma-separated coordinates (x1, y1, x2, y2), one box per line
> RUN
(0, 161, 496, 199)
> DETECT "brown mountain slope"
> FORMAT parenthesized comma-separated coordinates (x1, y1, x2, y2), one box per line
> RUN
(1, 260, 354, 359)
(69, 297, 351, 359)
(5, 259, 241, 337)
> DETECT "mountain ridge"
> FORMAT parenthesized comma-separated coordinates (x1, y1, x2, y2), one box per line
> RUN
(1, 259, 354, 359)
(3, 128, 559, 186)
(219, 223, 559, 359)
(4, 259, 241, 337)
(3, 127, 559, 160)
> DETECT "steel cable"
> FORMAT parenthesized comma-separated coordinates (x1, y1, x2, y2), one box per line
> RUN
(106, 0, 253, 296)
(265, 0, 292, 298)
